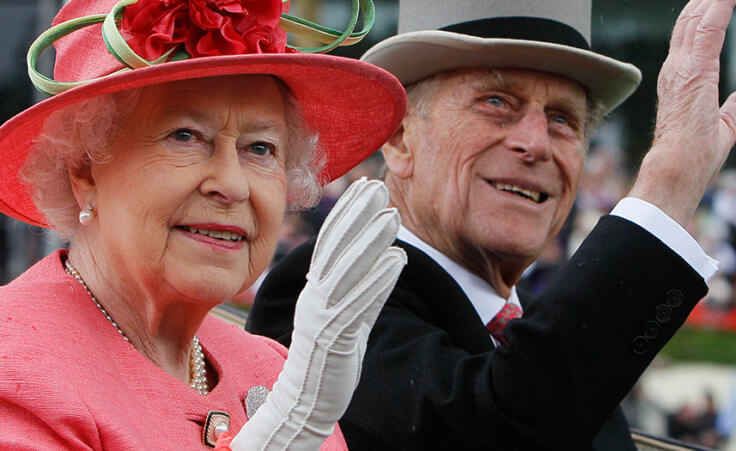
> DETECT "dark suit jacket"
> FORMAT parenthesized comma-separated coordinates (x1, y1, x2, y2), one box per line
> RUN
(247, 215, 707, 450)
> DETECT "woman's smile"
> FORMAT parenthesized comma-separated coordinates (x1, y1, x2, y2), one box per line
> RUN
(174, 223, 248, 252)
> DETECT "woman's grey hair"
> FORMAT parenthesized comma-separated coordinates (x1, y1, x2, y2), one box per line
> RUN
(20, 77, 323, 240)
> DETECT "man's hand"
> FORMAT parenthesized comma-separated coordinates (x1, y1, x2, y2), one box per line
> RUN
(629, 0, 736, 226)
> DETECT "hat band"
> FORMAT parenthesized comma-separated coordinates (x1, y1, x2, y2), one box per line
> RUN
(440, 17, 590, 51)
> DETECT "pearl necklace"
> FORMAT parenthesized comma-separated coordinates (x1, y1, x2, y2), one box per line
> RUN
(64, 260, 209, 395)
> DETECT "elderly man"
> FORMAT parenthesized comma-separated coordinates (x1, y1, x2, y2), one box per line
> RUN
(248, 0, 736, 448)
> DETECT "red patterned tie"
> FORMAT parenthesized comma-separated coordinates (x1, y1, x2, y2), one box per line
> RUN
(487, 303, 522, 346)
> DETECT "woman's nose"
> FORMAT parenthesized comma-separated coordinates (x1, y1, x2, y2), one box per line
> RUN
(199, 144, 250, 204)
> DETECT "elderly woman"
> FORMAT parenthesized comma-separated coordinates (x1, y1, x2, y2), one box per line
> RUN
(0, 0, 407, 448)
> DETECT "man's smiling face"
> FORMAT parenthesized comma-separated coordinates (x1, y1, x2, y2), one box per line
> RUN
(398, 68, 588, 282)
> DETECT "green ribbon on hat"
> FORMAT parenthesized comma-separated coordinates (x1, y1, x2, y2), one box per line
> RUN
(102, 0, 180, 70)
(280, 0, 375, 53)
(27, 0, 375, 96)
(27, 13, 126, 95)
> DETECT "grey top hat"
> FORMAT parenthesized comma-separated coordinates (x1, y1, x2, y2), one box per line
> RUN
(362, 0, 642, 113)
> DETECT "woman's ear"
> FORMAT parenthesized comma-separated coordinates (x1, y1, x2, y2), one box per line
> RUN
(67, 162, 96, 209)
(381, 118, 417, 180)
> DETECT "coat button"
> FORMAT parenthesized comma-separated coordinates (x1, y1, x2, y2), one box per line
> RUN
(643, 320, 660, 339)
(203, 411, 230, 448)
(633, 336, 649, 355)
(666, 289, 683, 307)
(655, 304, 672, 323)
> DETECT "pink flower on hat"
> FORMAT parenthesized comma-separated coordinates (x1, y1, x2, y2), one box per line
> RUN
(120, 0, 287, 60)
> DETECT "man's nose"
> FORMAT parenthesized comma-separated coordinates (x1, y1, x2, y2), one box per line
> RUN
(503, 108, 552, 163)
(199, 143, 250, 205)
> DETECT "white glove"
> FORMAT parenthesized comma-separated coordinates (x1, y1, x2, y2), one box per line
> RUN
(231, 178, 407, 450)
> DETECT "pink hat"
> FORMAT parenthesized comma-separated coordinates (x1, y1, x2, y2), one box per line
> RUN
(0, 0, 406, 228)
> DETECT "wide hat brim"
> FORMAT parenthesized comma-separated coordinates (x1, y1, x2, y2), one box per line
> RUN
(362, 30, 641, 114)
(0, 53, 406, 228)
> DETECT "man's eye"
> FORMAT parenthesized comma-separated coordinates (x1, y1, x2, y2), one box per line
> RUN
(486, 96, 504, 107)
(551, 115, 569, 125)
(170, 128, 195, 141)
(249, 142, 274, 156)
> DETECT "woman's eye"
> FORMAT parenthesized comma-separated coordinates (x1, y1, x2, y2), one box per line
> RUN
(486, 96, 505, 108)
(170, 128, 195, 142)
(249, 142, 274, 156)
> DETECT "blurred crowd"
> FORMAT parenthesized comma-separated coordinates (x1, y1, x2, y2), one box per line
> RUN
(664, 391, 721, 448)
(623, 384, 734, 449)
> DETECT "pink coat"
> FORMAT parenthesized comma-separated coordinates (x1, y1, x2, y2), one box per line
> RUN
(0, 250, 346, 450)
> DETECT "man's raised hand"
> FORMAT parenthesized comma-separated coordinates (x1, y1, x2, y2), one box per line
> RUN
(630, 0, 736, 226)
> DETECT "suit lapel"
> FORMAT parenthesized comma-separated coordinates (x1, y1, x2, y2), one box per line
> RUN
(396, 239, 495, 354)
(517, 288, 532, 310)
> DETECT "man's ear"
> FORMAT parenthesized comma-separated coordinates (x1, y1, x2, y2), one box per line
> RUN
(381, 117, 419, 180)
(67, 162, 96, 209)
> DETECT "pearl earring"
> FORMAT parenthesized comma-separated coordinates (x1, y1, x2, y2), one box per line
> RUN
(78, 204, 94, 225)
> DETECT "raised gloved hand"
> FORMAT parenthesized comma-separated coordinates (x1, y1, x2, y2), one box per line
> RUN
(230, 178, 407, 450)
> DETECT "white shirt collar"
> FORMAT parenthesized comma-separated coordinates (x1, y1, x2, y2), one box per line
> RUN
(396, 225, 522, 325)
